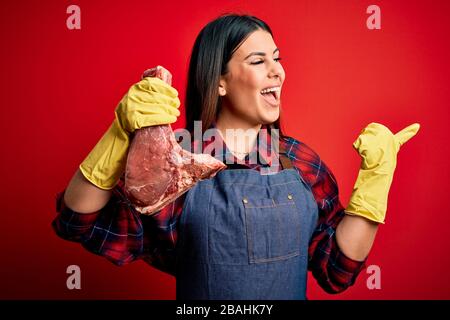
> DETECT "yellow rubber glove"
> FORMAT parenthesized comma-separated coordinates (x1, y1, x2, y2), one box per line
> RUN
(80, 75, 180, 190)
(345, 122, 420, 223)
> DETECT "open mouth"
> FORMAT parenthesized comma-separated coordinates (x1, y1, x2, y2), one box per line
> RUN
(260, 86, 280, 107)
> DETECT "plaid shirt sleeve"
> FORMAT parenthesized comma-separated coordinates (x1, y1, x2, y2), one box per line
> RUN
(282, 137, 366, 293)
(52, 177, 185, 272)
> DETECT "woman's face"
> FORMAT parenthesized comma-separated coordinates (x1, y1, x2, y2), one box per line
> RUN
(219, 29, 285, 127)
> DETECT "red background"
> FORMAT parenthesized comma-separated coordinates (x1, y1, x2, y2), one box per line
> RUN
(0, 0, 448, 299)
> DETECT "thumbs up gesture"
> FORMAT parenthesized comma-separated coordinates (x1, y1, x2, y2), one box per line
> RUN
(345, 123, 420, 223)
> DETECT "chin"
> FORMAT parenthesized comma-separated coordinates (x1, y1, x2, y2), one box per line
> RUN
(260, 111, 280, 125)
(247, 102, 280, 126)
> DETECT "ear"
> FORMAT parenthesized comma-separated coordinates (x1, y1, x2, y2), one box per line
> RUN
(218, 77, 227, 96)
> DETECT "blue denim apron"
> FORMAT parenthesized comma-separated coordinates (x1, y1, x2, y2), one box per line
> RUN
(175, 153, 319, 300)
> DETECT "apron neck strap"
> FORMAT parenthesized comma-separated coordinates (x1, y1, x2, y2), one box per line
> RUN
(278, 143, 294, 170)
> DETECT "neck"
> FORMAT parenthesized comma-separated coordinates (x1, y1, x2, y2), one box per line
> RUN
(216, 110, 262, 158)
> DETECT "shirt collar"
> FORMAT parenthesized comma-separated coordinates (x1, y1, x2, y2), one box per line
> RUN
(197, 123, 277, 168)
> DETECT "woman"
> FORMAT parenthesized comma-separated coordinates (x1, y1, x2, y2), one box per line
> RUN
(54, 14, 419, 299)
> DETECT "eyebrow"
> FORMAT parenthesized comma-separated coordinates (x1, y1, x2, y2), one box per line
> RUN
(244, 48, 280, 60)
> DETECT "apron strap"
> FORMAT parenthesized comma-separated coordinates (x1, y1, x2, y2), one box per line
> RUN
(278, 143, 294, 170)
(266, 125, 294, 171)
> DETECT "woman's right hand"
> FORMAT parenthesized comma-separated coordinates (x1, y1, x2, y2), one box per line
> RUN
(116, 66, 180, 133)
(78, 66, 179, 191)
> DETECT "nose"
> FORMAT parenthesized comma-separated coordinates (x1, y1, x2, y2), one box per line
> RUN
(268, 60, 284, 82)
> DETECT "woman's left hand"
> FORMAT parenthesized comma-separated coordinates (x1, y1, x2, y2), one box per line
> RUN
(353, 122, 420, 172)
(345, 122, 420, 223)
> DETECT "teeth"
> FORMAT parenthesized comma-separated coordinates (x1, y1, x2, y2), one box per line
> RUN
(260, 87, 280, 94)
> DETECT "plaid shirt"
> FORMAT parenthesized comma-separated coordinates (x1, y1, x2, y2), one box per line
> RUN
(53, 126, 366, 294)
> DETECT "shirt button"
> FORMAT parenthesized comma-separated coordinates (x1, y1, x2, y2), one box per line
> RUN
(243, 198, 248, 204)
(287, 194, 293, 200)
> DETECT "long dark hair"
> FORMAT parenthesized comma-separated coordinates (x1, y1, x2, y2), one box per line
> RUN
(185, 14, 284, 136)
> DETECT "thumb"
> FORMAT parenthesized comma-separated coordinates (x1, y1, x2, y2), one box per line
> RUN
(394, 123, 421, 146)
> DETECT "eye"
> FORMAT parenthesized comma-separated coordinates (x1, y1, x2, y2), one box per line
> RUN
(250, 58, 282, 65)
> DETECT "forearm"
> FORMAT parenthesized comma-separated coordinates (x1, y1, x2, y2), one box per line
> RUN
(336, 213, 379, 261)
(64, 169, 113, 213)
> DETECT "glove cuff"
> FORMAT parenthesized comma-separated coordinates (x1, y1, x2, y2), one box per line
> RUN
(344, 168, 395, 224)
(79, 119, 130, 190)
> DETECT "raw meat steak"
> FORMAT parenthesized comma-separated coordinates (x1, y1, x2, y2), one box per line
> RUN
(124, 125, 226, 215)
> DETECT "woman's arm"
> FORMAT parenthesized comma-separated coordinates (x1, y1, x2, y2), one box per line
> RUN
(337, 123, 419, 261)
(63, 70, 181, 214)
(63, 168, 113, 213)
(336, 214, 379, 261)
(54, 173, 144, 266)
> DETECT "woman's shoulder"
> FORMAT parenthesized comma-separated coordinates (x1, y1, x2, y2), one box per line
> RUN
(280, 135, 336, 188)
(280, 135, 322, 163)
